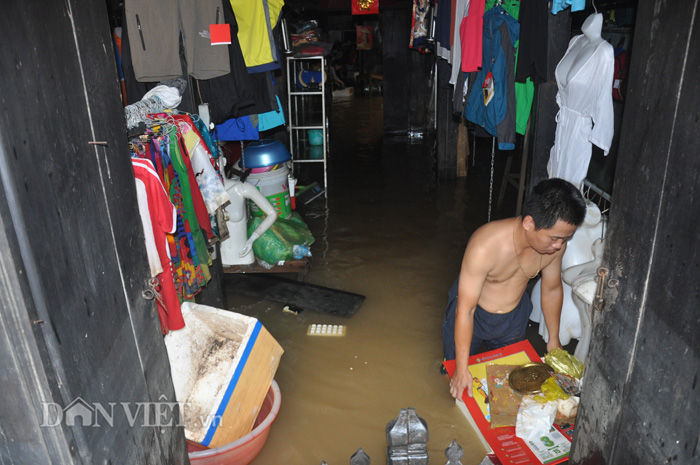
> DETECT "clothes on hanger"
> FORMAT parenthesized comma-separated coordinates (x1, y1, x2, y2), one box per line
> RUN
(552, 0, 586, 15)
(195, 0, 278, 123)
(464, 6, 519, 150)
(124, 0, 230, 82)
(229, 0, 284, 72)
(129, 112, 236, 334)
(449, 0, 470, 87)
(459, 0, 487, 72)
(515, 0, 549, 85)
(434, 0, 453, 59)
(485, 0, 534, 136)
(548, 35, 615, 188)
(132, 157, 183, 334)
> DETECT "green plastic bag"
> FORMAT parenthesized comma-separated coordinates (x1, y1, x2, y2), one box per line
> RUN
(247, 212, 315, 265)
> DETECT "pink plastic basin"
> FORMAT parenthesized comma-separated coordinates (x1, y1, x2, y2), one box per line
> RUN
(187, 380, 281, 465)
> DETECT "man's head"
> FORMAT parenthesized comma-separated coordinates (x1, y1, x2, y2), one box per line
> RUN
(521, 178, 587, 254)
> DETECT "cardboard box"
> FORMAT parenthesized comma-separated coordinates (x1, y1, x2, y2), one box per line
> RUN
(165, 302, 283, 448)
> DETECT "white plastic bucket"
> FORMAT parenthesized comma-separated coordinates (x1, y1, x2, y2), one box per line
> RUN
(245, 163, 291, 219)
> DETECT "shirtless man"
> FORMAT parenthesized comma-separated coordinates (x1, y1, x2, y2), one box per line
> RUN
(443, 178, 586, 399)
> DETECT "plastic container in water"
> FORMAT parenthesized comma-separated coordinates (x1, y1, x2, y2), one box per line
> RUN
(188, 380, 281, 465)
(246, 164, 291, 219)
(235, 160, 292, 219)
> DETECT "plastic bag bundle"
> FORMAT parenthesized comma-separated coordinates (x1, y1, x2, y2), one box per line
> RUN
(515, 396, 558, 442)
(534, 377, 569, 404)
(248, 212, 315, 265)
(544, 348, 585, 379)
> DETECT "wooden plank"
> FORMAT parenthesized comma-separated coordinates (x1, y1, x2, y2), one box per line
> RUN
(456, 117, 469, 178)
(222, 258, 310, 275)
(223, 274, 365, 318)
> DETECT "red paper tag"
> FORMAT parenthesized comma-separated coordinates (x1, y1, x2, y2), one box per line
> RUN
(209, 24, 231, 45)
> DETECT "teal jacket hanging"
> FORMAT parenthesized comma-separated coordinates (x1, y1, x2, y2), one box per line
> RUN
(464, 6, 519, 150)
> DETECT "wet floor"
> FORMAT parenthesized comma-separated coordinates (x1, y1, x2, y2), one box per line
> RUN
(230, 94, 524, 465)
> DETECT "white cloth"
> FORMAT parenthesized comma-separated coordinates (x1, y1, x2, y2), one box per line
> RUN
(548, 35, 615, 188)
(142, 85, 182, 109)
(134, 178, 163, 277)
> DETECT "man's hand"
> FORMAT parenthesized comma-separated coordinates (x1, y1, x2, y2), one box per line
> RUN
(450, 367, 474, 399)
(546, 337, 563, 353)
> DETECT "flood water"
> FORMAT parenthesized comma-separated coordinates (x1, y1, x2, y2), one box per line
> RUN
(230, 94, 511, 465)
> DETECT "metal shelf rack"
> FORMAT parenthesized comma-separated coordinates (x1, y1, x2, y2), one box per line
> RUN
(286, 55, 328, 190)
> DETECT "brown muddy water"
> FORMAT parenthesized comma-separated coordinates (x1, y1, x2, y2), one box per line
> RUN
(228, 95, 514, 464)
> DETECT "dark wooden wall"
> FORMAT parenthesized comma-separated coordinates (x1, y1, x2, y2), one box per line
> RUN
(0, 1, 188, 463)
(381, 8, 434, 136)
(571, 2, 700, 464)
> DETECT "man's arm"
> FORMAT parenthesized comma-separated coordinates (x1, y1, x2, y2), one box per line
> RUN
(540, 245, 566, 353)
(450, 239, 491, 399)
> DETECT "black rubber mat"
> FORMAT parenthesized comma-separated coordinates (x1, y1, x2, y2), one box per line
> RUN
(223, 274, 365, 318)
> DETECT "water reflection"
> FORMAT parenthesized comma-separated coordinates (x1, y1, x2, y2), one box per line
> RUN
(231, 95, 490, 464)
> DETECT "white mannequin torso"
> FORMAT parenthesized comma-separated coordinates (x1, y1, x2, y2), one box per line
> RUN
(556, 13, 605, 87)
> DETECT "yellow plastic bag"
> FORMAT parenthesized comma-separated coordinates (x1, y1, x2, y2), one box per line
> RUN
(534, 377, 569, 404)
(544, 348, 584, 379)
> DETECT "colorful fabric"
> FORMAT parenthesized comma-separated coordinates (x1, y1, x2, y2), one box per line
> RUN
(132, 157, 183, 333)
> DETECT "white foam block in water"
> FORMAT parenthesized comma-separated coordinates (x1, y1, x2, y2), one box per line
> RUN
(307, 324, 346, 337)
(164, 303, 283, 448)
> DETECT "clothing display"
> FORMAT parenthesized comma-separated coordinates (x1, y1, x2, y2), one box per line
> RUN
(552, 0, 586, 15)
(548, 34, 615, 188)
(448, 0, 469, 87)
(459, 0, 486, 72)
(195, 0, 278, 123)
(229, 0, 284, 71)
(257, 95, 286, 132)
(464, 6, 519, 150)
(124, 0, 230, 82)
(434, 0, 453, 59)
(515, 0, 549, 84)
(131, 158, 183, 333)
(484, 0, 533, 136)
(129, 113, 229, 333)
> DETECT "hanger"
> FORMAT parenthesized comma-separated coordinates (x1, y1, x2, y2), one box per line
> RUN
(592, 0, 598, 13)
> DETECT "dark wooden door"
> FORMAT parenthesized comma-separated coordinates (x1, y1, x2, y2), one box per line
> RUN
(0, 2, 188, 463)
(571, 2, 700, 464)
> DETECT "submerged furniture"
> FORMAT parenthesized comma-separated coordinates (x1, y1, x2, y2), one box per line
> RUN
(286, 55, 329, 190)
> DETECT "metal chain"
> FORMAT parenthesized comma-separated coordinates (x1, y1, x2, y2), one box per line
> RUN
(488, 137, 495, 222)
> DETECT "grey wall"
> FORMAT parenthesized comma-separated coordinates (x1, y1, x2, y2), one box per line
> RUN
(0, 1, 188, 463)
(571, 2, 700, 464)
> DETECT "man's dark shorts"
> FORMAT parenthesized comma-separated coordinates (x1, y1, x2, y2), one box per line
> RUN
(442, 275, 532, 361)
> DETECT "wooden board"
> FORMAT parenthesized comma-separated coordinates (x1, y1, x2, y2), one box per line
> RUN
(222, 258, 310, 275)
(223, 274, 365, 318)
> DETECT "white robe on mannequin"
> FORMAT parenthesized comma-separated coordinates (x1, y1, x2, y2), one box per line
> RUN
(548, 33, 615, 188)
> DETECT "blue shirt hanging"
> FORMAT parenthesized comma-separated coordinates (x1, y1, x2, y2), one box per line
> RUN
(552, 0, 586, 15)
(464, 6, 519, 150)
(212, 115, 259, 141)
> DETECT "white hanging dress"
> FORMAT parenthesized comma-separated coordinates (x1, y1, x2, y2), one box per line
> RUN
(548, 35, 615, 188)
